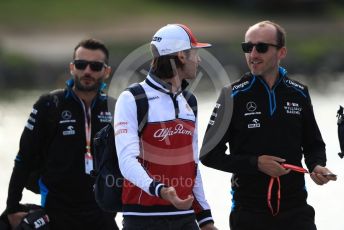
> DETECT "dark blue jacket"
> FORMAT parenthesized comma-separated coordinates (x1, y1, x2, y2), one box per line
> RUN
(6, 79, 114, 213)
(201, 67, 326, 212)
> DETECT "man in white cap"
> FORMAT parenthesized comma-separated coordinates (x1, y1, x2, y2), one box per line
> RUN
(114, 24, 217, 229)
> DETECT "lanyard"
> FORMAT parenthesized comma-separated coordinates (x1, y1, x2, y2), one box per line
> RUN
(281, 163, 308, 174)
(267, 177, 280, 216)
(267, 163, 308, 216)
(81, 101, 92, 155)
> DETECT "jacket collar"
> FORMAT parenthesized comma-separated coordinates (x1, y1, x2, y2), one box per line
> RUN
(145, 73, 189, 95)
(254, 66, 288, 89)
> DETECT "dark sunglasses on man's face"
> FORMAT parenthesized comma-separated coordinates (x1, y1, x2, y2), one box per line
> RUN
(73, 60, 107, 72)
(241, 42, 281, 54)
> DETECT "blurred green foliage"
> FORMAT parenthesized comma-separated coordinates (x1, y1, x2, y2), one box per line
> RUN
(0, 1, 343, 89)
(0, 0, 207, 28)
(291, 38, 339, 62)
(1, 0, 342, 28)
(1, 52, 33, 68)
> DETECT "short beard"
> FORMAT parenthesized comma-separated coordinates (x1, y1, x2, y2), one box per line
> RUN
(74, 76, 102, 92)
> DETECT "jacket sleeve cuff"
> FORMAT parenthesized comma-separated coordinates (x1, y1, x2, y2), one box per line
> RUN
(250, 156, 258, 170)
(148, 181, 166, 197)
(309, 162, 326, 173)
(196, 209, 214, 227)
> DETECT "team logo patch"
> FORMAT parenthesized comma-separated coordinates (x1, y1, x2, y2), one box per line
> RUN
(152, 36, 162, 42)
(148, 96, 159, 101)
(285, 79, 304, 90)
(209, 103, 221, 126)
(284, 101, 302, 115)
(153, 124, 193, 141)
(246, 101, 257, 112)
(244, 101, 261, 117)
(248, 118, 261, 129)
(60, 110, 76, 124)
(63, 126, 75, 136)
(232, 81, 249, 90)
(61, 110, 72, 120)
(98, 111, 112, 123)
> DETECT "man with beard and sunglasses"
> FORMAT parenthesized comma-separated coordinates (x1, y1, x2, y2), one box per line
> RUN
(4, 39, 119, 230)
(200, 21, 336, 230)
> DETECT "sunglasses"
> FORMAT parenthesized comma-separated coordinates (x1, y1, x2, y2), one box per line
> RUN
(241, 42, 281, 53)
(73, 60, 107, 72)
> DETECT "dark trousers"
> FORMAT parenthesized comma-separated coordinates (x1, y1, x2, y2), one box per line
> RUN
(46, 207, 118, 230)
(123, 214, 199, 230)
(230, 204, 316, 230)
(44, 194, 119, 230)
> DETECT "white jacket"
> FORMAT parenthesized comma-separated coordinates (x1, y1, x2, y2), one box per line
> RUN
(114, 74, 213, 226)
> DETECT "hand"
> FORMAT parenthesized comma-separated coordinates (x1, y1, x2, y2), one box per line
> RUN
(201, 222, 218, 230)
(160, 186, 194, 210)
(8, 212, 28, 229)
(258, 155, 290, 177)
(310, 165, 337, 185)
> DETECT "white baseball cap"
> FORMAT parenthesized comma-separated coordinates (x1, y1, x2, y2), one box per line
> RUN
(151, 24, 211, 56)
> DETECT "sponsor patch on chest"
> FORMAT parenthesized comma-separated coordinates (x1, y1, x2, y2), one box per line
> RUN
(248, 118, 261, 129)
(284, 101, 302, 115)
(154, 123, 193, 141)
(244, 101, 262, 116)
(59, 110, 76, 124)
(63, 126, 76, 136)
(98, 111, 112, 123)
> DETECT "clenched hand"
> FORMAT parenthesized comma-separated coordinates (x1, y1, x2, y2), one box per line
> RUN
(258, 155, 290, 177)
